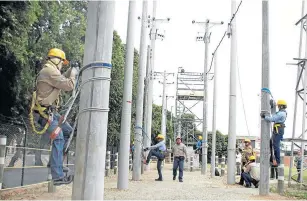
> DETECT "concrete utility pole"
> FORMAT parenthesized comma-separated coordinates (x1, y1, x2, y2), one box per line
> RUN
(145, 1, 157, 151)
(133, 0, 148, 181)
(260, 0, 270, 195)
(118, 0, 137, 190)
(192, 19, 223, 175)
(289, 0, 304, 187)
(161, 71, 167, 138)
(72, 1, 115, 200)
(156, 71, 174, 140)
(227, 0, 237, 185)
(143, 45, 151, 149)
(142, 45, 150, 173)
(145, 1, 170, 156)
(211, 51, 218, 178)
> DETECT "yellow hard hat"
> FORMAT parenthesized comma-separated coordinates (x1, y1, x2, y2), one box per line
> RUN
(48, 48, 69, 65)
(249, 155, 256, 161)
(244, 139, 251, 143)
(277, 100, 287, 106)
(156, 134, 164, 140)
(198, 136, 203, 140)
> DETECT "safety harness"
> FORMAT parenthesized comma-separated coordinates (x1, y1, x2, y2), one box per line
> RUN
(273, 109, 287, 135)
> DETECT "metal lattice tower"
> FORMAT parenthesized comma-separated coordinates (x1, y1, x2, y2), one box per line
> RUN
(174, 67, 204, 147)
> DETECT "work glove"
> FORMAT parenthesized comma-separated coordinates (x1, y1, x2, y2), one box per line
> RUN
(143, 147, 149, 151)
(270, 99, 276, 109)
(70, 67, 79, 78)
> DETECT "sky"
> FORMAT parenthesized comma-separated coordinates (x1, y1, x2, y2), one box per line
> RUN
(112, 0, 306, 141)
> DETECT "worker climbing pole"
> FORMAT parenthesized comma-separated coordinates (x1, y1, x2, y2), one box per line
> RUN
(29, 48, 78, 186)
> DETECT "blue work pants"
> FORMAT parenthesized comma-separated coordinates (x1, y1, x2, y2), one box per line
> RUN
(36, 112, 73, 179)
(146, 149, 165, 179)
(173, 156, 184, 180)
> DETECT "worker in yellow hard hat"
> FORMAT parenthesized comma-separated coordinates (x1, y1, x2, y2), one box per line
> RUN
(241, 155, 260, 188)
(30, 48, 78, 186)
(143, 134, 166, 181)
(195, 135, 203, 166)
(261, 99, 287, 166)
(237, 138, 254, 185)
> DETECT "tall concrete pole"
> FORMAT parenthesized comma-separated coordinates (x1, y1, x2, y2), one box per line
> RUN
(299, 12, 307, 185)
(161, 71, 167, 138)
(227, 0, 237, 184)
(117, 0, 137, 190)
(142, 45, 150, 173)
(72, 1, 115, 200)
(211, 51, 218, 178)
(260, 0, 270, 195)
(145, 0, 157, 147)
(202, 20, 209, 175)
(143, 45, 151, 148)
(289, 0, 305, 187)
(133, 0, 148, 181)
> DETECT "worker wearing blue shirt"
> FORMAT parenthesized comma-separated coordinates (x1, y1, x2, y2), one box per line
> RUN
(261, 99, 287, 165)
(195, 136, 203, 165)
(143, 134, 166, 181)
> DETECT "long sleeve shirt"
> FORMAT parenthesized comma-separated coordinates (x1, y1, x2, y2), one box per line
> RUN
(172, 143, 188, 158)
(148, 141, 166, 152)
(196, 140, 202, 149)
(264, 109, 287, 124)
(244, 162, 260, 181)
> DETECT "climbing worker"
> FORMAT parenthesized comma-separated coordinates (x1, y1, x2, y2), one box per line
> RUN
(195, 135, 202, 166)
(143, 134, 166, 181)
(171, 136, 188, 182)
(295, 151, 302, 182)
(237, 139, 254, 185)
(29, 48, 78, 186)
(261, 99, 287, 166)
(269, 139, 278, 180)
(241, 155, 260, 188)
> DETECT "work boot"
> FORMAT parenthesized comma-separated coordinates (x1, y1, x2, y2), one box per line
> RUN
(63, 166, 70, 173)
(179, 179, 183, 182)
(173, 176, 176, 181)
(236, 182, 243, 186)
(155, 178, 163, 181)
(244, 184, 251, 188)
(53, 175, 74, 186)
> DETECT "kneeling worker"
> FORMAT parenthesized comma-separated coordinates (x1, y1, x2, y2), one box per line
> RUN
(30, 48, 78, 185)
(172, 136, 188, 182)
(143, 134, 166, 181)
(241, 155, 260, 188)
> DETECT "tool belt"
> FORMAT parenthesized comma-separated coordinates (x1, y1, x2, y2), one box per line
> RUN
(174, 156, 185, 161)
(273, 123, 285, 135)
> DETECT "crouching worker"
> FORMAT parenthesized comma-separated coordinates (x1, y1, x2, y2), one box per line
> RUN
(171, 136, 188, 182)
(30, 48, 78, 186)
(241, 155, 260, 188)
(143, 134, 166, 181)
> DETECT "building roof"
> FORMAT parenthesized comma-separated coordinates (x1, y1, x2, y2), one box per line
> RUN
(236, 136, 259, 140)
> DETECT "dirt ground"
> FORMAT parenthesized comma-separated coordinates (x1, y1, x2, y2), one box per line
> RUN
(1, 164, 293, 200)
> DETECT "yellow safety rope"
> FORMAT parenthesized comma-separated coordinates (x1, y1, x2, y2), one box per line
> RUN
(29, 91, 50, 135)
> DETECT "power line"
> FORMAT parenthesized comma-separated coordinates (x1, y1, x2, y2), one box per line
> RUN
(237, 53, 251, 136)
(206, 0, 243, 75)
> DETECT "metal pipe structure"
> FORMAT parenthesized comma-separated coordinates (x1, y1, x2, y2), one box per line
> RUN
(133, 0, 148, 181)
(118, 0, 137, 190)
(259, 0, 270, 195)
(227, 0, 237, 184)
(72, 1, 115, 199)
(288, 0, 305, 187)
(211, 51, 218, 178)
(299, 16, 307, 186)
